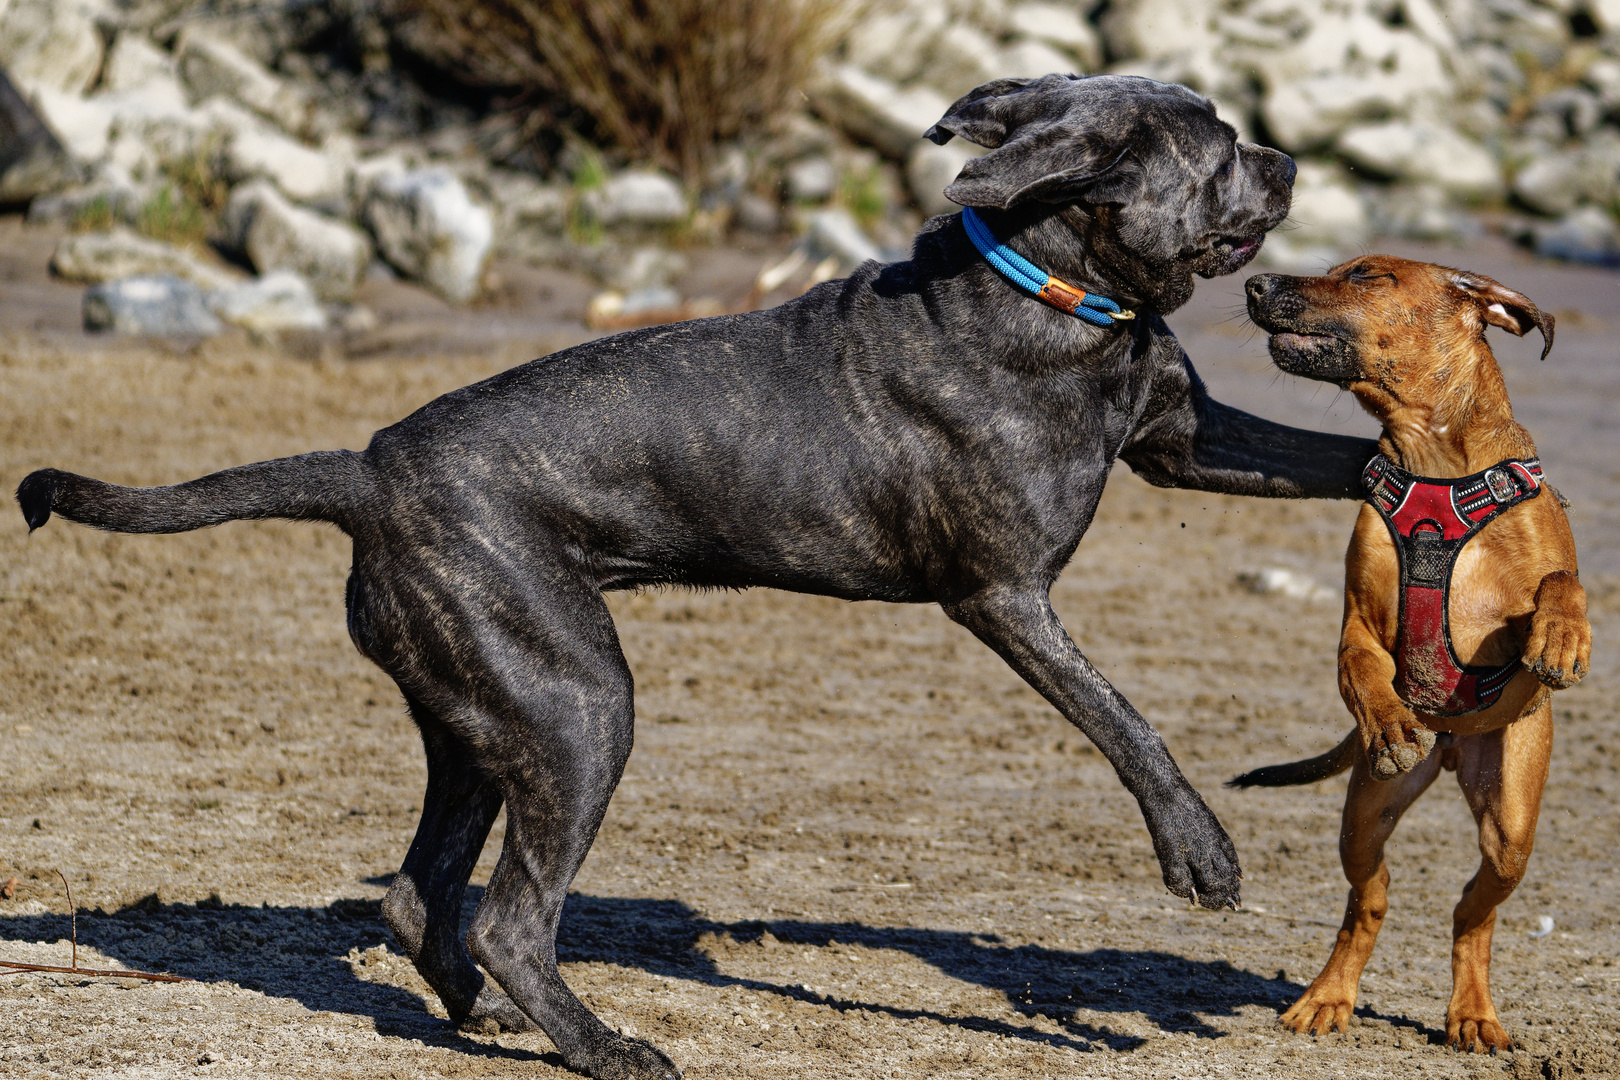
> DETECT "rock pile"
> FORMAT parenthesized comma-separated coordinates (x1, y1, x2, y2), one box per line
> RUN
(1, 0, 1617, 340)
(809, 0, 1620, 268)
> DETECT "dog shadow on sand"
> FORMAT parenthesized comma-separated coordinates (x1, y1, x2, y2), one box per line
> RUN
(0, 887, 1441, 1057)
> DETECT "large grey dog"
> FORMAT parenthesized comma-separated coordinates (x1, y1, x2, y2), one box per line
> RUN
(18, 75, 1373, 1078)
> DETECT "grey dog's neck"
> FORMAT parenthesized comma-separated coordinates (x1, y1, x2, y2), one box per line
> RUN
(972, 204, 1146, 312)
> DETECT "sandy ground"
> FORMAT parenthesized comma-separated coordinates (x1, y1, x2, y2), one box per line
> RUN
(0, 225, 1616, 1079)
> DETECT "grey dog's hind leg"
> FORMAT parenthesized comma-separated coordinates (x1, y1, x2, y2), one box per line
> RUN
(459, 578, 678, 1080)
(381, 698, 534, 1033)
(362, 551, 678, 1079)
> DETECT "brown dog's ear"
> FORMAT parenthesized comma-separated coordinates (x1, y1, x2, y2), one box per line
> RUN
(1452, 274, 1556, 361)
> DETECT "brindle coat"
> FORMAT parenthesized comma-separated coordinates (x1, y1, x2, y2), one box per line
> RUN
(18, 76, 1374, 1078)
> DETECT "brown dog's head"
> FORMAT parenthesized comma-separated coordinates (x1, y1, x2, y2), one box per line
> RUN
(1244, 256, 1555, 414)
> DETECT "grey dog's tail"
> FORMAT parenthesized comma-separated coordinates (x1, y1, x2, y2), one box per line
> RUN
(16, 450, 367, 536)
(1226, 730, 1359, 789)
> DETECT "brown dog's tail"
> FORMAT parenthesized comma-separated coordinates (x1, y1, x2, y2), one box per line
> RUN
(16, 451, 367, 537)
(1226, 731, 1359, 789)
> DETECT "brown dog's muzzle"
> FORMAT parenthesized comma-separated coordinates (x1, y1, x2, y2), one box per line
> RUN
(1245, 274, 1362, 384)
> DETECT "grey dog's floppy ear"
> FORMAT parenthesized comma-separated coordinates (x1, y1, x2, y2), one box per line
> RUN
(1451, 273, 1556, 361)
(924, 74, 1144, 210)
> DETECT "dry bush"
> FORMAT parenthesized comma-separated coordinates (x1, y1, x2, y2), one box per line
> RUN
(391, 0, 851, 180)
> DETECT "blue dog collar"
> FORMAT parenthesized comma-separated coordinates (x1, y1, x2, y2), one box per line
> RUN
(961, 206, 1136, 327)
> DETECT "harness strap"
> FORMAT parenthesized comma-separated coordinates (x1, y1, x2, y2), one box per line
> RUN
(961, 207, 1136, 327)
(1362, 453, 1543, 716)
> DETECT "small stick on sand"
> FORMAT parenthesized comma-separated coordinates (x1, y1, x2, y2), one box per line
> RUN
(0, 868, 194, 983)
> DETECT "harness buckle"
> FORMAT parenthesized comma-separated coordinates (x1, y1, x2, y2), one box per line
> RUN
(1485, 467, 1515, 502)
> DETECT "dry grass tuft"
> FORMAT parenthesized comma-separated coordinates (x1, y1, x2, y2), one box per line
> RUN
(391, 0, 851, 181)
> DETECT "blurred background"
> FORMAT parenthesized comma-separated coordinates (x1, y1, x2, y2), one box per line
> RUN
(0, 0, 1617, 348)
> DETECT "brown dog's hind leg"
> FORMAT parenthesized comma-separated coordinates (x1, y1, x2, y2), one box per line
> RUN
(1446, 703, 1552, 1053)
(1281, 748, 1441, 1037)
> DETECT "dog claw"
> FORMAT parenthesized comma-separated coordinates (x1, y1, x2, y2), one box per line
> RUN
(1369, 723, 1434, 780)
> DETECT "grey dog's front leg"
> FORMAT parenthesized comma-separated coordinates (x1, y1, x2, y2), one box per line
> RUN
(1123, 350, 1375, 500)
(945, 586, 1240, 908)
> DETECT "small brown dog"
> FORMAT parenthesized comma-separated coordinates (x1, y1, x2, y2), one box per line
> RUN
(1232, 255, 1592, 1052)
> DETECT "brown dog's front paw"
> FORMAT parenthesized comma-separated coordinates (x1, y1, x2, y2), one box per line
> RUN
(1367, 720, 1436, 781)
(1523, 618, 1591, 689)
(1280, 990, 1354, 1036)
(1448, 1015, 1512, 1054)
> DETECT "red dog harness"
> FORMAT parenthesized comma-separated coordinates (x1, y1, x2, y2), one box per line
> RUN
(1362, 454, 1544, 716)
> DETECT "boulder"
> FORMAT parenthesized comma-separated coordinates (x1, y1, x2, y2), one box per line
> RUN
(0, 66, 80, 201)
(1253, 13, 1451, 152)
(221, 123, 349, 207)
(362, 167, 493, 303)
(922, 23, 1007, 99)
(905, 140, 982, 217)
(585, 170, 687, 226)
(996, 40, 1082, 81)
(1511, 149, 1586, 217)
(176, 30, 309, 133)
(1257, 163, 1369, 270)
(26, 161, 149, 223)
(1336, 121, 1502, 199)
(0, 0, 106, 96)
(1007, 2, 1101, 69)
(83, 275, 224, 337)
(21, 84, 115, 163)
(224, 180, 371, 302)
(1099, 0, 1223, 65)
(808, 64, 951, 160)
(100, 33, 178, 95)
(51, 229, 239, 291)
(732, 192, 781, 234)
(1531, 205, 1620, 265)
(785, 156, 838, 202)
(207, 270, 327, 334)
(842, 7, 948, 87)
(805, 208, 885, 269)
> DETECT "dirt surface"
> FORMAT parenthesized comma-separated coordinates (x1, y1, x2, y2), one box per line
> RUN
(1, 222, 1617, 1079)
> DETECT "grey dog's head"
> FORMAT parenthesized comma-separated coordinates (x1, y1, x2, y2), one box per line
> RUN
(925, 74, 1295, 314)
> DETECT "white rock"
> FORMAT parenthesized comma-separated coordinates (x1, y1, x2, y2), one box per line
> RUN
(207, 270, 327, 333)
(0, 0, 106, 96)
(100, 34, 178, 95)
(905, 139, 983, 217)
(1512, 150, 1586, 217)
(363, 168, 493, 303)
(0, 68, 81, 200)
(922, 23, 1007, 98)
(176, 30, 309, 133)
(1237, 568, 1337, 603)
(1258, 163, 1369, 270)
(785, 156, 838, 202)
(222, 123, 349, 207)
(485, 170, 570, 233)
(26, 163, 143, 222)
(996, 40, 1082, 82)
(83, 275, 224, 337)
(1532, 205, 1620, 265)
(224, 180, 371, 302)
(23, 84, 115, 162)
(51, 229, 240, 291)
(805, 208, 885, 269)
(1007, 3, 1101, 69)
(1099, 0, 1223, 64)
(809, 64, 951, 160)
(1253, 13, 1452, 152)
(586, 170, 687, 226)
(1336, 121, 1502, 199)
(602, 246, 688, 293)
(843, 7, 947, 86)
